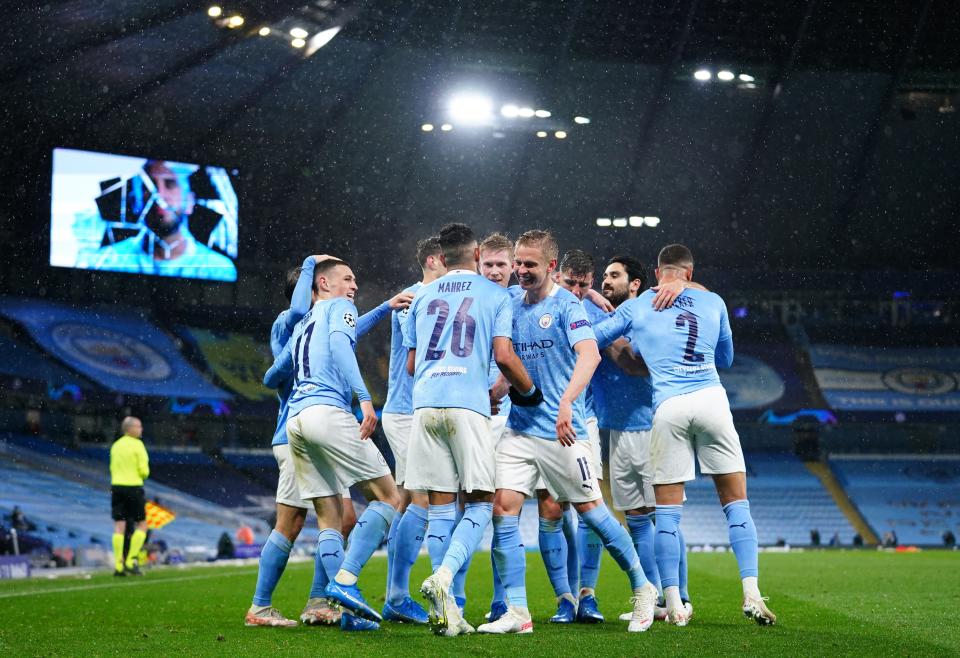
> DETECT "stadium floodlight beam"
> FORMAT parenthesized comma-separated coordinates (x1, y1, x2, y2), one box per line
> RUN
(208, 6, 223, 18)
(290, 27, 309, 39)
(717, 70, 735, 81)
(574, 116, 590, 124)
(536, 131, 547, 137)
(644, 216, 660, 227)
(421, 123, 434, 132)
(629, 216, 643, 227)
(306, 26, 341, 55)
(258, 26, 270, 36)
(518, 107, 535, 118)
(596, 218, 612, 227)
(440, 123, 453, 131)
(227, 15, 244, 28)
(738, 73, 755, 82)
(555, 130, 567, 139)
(694, 69, 711, 81)
(613, 217, 628, 227)
(501, 104, 519, 118)
(534, 109, 551, 118)
(448, 93, 494, 125)
(291, 37, 306, 48)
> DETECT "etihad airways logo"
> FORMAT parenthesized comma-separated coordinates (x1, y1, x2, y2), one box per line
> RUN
(514, 339, 555, 352)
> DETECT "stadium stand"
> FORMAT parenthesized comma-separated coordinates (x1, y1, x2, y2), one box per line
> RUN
(680, 452, 855, 546)
(829, 455, 960, 546)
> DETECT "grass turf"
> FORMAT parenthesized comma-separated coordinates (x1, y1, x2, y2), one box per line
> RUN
(0, 550, 957, 657)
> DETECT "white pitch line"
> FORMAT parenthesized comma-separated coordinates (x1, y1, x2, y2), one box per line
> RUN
(0, 569, 257, 600)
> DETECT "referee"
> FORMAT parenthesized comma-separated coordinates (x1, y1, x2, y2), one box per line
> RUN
(111, 416, 150, 576)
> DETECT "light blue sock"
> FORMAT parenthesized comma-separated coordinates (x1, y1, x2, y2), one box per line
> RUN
(490, 550, 505, 606)
(441, 502, 493, 577)
(492, 515, 527, 609)
(426, 502, 457, 570)
(724, 500, 759, 579)
(654, 505, 682, 589)
(313, 528, 345, 597)
(678, 527, 689, 601)
(581, 503, 647, 590)
(538, 517, 571, 598)
(388, 503, 428, 605)
(577, 515, 603, 591)
(626, 513, 661, 591)
(384, 512, 401, 601)
(339, 501, 396, 579)
(562, 508, 580, 595)
(252, 530, 292, 606)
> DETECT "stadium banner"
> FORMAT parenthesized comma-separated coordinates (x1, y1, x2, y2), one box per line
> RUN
(0, 333, 88, 388)
(719, 343, 808, 411)
(809, 344, 960, 411)
(0, 556, 31, 580)
(180, 327, 273, 401)
(0, 298, 230, 399)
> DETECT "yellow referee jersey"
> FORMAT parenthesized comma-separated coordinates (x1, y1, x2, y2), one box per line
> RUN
(110, 434, 150, 486)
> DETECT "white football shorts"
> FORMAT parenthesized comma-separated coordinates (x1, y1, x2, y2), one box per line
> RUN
(609, 429, 654, 510)
(650, 386, 746, 484)
(381, 412, 413, 488)
(405, 407, 496, 494)
(286, 404, 391, 499)
(497, 427, 601, 504)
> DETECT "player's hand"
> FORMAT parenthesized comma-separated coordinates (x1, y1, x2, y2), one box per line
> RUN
(585, 288, 614, 313)
(491, 377, 510, 402)
(312, 254, 337, 263)
(556, 399, 576, 446)
(358, 400, 378, 440)
(509, 385, 543, 407)
(490, 389, 501, 416)
(388, 291, 415, 310)
(651, 279, 687, 310)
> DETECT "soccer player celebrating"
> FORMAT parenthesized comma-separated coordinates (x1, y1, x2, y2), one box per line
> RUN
(403, 223, 537, 637)
(477, 230, 659, 635)
(545, 249, 606, 623)
(380, 237, 446, 624)
(248, 256, 411, 629)
(593, 244, 776, 626)
(264, 258, 403, 631)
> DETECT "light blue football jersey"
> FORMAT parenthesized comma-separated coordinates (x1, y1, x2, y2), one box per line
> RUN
(402, 270, 512, 417)
(287, 297, 363, 417)
(593, 289, 732, 411)
(383, 282, 422, 415)
(588, 299, 654, 432)
(506, 284, 597, 441)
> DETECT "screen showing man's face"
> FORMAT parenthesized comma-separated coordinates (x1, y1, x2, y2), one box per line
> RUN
(145, 162, 192, 238)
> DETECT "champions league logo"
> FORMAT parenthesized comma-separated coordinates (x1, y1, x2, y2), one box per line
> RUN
(343, 312, 357, 328)
(50, 323, 172, 381)
(882, 368, 956, 395)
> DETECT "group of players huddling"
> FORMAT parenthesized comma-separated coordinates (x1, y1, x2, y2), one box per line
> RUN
(243, 223, 776, 635)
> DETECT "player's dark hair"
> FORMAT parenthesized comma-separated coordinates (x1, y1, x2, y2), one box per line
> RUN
(284, 266, 302, 301)
(607, 254, 648, 289)
(516, 229, 559, 262)
(657, 244, 694, 269)
(559, 250, 594, 278)
(312, 259, 348, 290)
(437, 223, 476, 268)
(416, 236, 442, 268)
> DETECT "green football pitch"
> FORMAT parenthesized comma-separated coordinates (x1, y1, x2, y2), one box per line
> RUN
(1, 550, 957, 657)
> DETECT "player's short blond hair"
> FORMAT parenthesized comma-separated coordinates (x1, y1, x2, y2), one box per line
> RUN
(516, 229, 559, 262)
(479, 232, 513, 255)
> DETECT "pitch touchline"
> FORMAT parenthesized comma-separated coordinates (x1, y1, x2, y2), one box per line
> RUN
(0, 569, 257, 599)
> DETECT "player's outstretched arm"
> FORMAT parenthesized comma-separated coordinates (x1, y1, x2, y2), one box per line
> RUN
(592, 309, 630, 350)
(286, 254, 336, 329)
(556, 339, 601, 446)
(584, 288, 614, 313)
(263, 341, 294, 389)
(605, 338, 649, 376)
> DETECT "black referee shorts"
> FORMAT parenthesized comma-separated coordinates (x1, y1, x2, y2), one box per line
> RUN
(111, 486, 146, 522)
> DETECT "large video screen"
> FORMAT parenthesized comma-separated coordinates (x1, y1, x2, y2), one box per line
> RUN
(50, 147, 238, 281)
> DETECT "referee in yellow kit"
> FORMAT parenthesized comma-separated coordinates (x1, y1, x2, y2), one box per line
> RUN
(110, 416, 150, 576)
